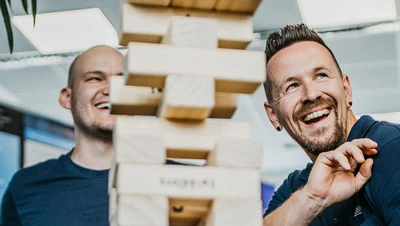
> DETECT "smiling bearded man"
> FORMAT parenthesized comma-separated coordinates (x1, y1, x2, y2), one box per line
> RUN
(262, 24, 400, 226)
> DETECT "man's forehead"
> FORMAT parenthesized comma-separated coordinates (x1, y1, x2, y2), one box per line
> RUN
(75, 48, 122, 71)
(267, 41, 334, 80)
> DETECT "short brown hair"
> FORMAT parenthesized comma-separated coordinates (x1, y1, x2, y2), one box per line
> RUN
(264, 24, 342, 102)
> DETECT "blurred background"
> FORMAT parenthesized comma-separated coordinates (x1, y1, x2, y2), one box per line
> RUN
(1, 0, 400, 209)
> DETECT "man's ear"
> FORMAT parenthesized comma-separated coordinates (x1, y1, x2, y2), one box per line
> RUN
(264, 101, 282, 131)
(342, 74, 353, 105)
(59, 87, 72, 110)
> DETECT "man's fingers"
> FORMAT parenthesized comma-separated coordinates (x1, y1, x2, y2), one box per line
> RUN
(341, 143, 365, 163)
(354, 158, 374, 190)
(351, 138, 378, 155)
(318, 138, 377, 172)
(324, 139, 374, 170)
(334, 139, 377, 164)
(332, 151, 351, 170)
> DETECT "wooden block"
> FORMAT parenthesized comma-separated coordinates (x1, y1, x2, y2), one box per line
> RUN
(203, 198, 263, 226)
(110, 76, 237, 118)
(128, 0, 170, 6)
(110, 188, 117, 223)
(113, 131, 165, 164)
(117, 195, 169, 226)
(170, 218, 202, 226)
(115, 116, 251, 159)
(214, 12, 255, 49)
(110, 75, 161, 116)
(125, 42, 265, 94)
(110, 216, 118, 226)
(171, 0, 216, 10)
(210, 92, 237, 118)
(112, 198, 212, 226)
(169, 199, 211, 225)
(158, 75, 215, 120)
(109, 117, 165, 194)
(167, 149, 209, 160)
(120, 3, 253, 49)
(108, 156, 117, 193)
(170, 199, 211, 219)
(206, 137, 262, 168)
(162, 16, 218, 48)
(171, 218, 201, 226)
(215, 0, 262, 14)
(116, 164, 261, 198)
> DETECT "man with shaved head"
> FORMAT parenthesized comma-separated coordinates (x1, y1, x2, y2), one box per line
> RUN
(1, 45, 183, 226)
(0, 45, 123, 226)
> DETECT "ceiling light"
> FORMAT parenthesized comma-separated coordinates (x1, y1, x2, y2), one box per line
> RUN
(12, 8, 119, 54)
(297, 0, 397, 29)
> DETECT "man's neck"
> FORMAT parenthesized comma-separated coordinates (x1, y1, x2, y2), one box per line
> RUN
(346, 110, 358, 137)
(71, 131, 113, 170)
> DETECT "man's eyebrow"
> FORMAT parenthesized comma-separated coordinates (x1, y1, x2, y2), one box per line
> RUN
(83, 70, 106, 76)
(279, 76, 297, 89)
(83, 70, 124, 76)
(313, 66, 330, 73)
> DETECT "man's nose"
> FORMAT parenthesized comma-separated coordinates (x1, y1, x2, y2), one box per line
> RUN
(101, 84, 109, 95)
(300, 82, 322, 103)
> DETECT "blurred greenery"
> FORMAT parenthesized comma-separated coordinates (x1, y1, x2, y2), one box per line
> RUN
(0, 0, 37, 53)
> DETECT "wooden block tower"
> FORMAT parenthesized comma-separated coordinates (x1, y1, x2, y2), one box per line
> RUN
(109, 1, 266, 225)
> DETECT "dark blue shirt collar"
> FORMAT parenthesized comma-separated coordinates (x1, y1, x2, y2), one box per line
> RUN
(347, 115, 376, 142)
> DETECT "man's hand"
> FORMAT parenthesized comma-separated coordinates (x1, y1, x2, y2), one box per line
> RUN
(303, 138, 378, 208)
(263, 138, 378, 226)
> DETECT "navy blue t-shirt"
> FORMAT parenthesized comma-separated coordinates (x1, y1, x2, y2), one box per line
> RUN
(0, 151, 183, 226)
(264, 115, 400, 225)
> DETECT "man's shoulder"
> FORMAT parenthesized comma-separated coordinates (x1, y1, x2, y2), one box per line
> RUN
(374, 119, 400, 135)
(360, 117, 400, 223)
(365, 119, 400, 171)
(9, 154, 66, 189)
(360, 116, 400, 146)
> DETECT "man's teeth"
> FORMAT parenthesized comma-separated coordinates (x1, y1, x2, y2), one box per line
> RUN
(96, 103, 110, 109)
(304, 109, 330, 122)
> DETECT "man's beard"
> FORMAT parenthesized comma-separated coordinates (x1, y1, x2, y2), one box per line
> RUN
(284, 97, 347, 156)
(292, 119, 346, 156)
(71, 97, 113, 143)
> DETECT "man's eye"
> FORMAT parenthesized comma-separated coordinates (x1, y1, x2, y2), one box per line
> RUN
(87, 77, 101, 82)
(316, 73, 328, 80)
(286, 83, 299, 92)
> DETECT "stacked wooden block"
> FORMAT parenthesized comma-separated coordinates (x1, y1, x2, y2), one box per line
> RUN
(109, 0, 266, 225)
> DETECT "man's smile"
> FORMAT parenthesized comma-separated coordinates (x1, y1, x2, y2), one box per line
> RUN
(303, 108, 330, 124)
(95, 102, 110, 110)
